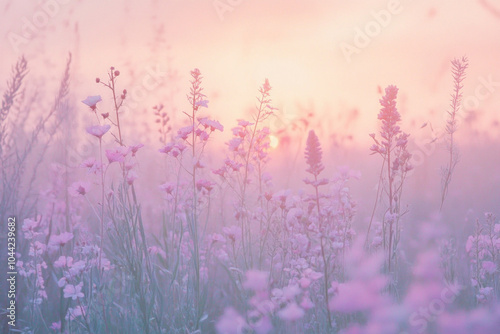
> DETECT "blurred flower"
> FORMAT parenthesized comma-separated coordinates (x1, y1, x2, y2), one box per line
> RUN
(54, 256, 73, 268)
(304, 130, 324, 177)
(69, 181, 90, 196)
(196, 99, 209, 108)
(63, 282, 84, 300)
(278, 302, 304, 322)
(86, 124, 110, 139)
(216, 308, 246, 334)
(129, 143, 144, 156)
(81, 95, 102, 110)
(106, 147, 128, 163)
(243, 270, 269, 292)
(49, 232, 74, 249)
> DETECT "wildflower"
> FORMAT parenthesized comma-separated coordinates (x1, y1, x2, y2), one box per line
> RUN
(196, 179, 215, 192)
(57, 277, 68, 288)
(68, 260, 86, 276)
(482, 261, 497, 274)
(129, 143, 144, 156)
(304, 130, 324, 177)
(86, 124, 110, 139)
(66, 306, 86, 321)
(158, 142, 175, 154)
(148, 246, 166, 258)
(54, 256, 73, 268)
(159, 182, 176, 195)
(196, 99, 209, 108)
(216, 308, 246, 334)
(81, 95, 102, 110)
(50, 322, 61, 331)
(228, 138, 243, 152)
(222, 225, 241, 243)
(177, 125, 193, 140)
(68, 181, 90, 196)
(105, 147, 128, 163)
(22, 218, 40, 234)
(243, 270, 269, 292)
(278, 302, 304, 322)
(81, 157, 101, 174)
(50, 232, 74, 248)
(63, 282, 84, 300)
(199, 117, 224, 132)
(126, 170, 138, 185)
(224, 158, 243, 172)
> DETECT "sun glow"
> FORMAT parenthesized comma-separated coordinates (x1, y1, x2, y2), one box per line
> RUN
(269, 135, 279, 149)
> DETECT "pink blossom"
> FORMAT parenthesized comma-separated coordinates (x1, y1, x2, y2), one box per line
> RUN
(86, 124, 110, 138)
(216, 307, 246, 334)
(57, 277, 68, 288)
(177, 125, 193, 140)
(228, 138, 243, 152)
(127, 170, 138, 185)
(159, 142, 174, 154)
(66, 306, 86, 321)
(49, 232, 74, 248)
(159, 182, 176, 195)
(129, 143, 144, 156)
(106, 147, 128, 163)
(68, 181, 90, 196)
(50, 322, 61, 331)
(81, 157, 101, 174)
(148, 246, 166, 258)
(305, 130, 324, 177)
(68, 260, 87, 276)
(199, 117, 224, 132)
(224, 158, 243, 172)
(222, 225, 241, 243)
(238, 119, 253, 127)
(81, 95, 102, 110)
(54, 256, 73, 268)
(196, 179, 215, 192)
(243, 270, 269, 291)
(482, 261, 497, 274)
(278, 302, 304, 322)
(195, 99, 209, 108)
(300, 295, 314, 310)
(210, 233, 225, 244)
(63, 282, 84, 300)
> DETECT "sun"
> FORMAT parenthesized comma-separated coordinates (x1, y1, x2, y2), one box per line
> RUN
(269, 135, 279, 149)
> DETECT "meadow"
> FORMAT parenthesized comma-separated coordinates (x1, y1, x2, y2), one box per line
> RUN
(0, 53, 499, 333)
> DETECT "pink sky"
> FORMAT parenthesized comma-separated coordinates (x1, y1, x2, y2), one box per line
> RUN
(1, 0, 499, 146)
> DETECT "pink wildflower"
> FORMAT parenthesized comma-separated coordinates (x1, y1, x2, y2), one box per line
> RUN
(304, 130, 324, 177)
(68, 181, 90, 196)
(278, 302, 304, 322)
(216, 308, 246, 334)
(243, 270, 269, 292)
(81, 95, 102, 110)
(63, 282, 84, 300)
(86, 124, 110, 138)
(106, 147, 128, 163)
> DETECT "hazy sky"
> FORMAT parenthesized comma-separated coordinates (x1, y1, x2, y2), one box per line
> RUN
(1, 0, 499, 145)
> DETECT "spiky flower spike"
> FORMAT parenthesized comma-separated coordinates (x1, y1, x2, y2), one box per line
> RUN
(305, 130, 324, 177)
(378, 85, 400, 143)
